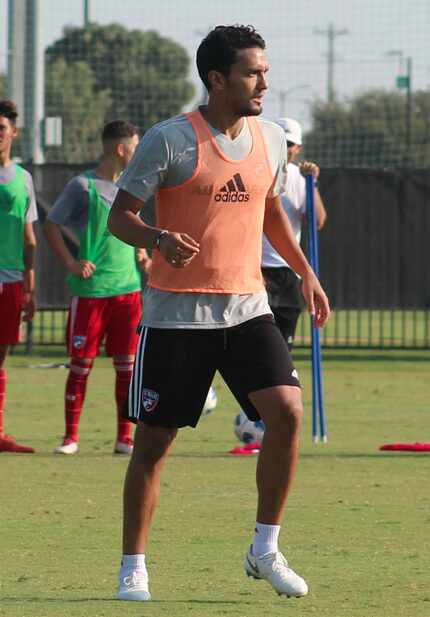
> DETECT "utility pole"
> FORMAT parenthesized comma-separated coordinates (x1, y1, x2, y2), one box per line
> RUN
(8, 0, 44, 163)
(387, 51, 413, 163)
(83, 0, 90, 26)
(315, 23, 349, 104)
(405, 56, 413, 159)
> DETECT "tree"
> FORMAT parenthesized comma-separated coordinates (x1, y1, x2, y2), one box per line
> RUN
(0, 73, 6, 97)
(46, 23, 195, 132)
(304, 89, 430, 168)
(44, 59, 112, 163)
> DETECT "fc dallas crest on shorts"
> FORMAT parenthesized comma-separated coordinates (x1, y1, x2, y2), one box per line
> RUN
(142, 388, 159, 412)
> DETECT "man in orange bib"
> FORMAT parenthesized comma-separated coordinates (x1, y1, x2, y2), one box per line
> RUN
(109, 25, 330, 602)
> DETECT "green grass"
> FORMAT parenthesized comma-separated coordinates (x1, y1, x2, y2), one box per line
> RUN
(1, 348, 430, 616)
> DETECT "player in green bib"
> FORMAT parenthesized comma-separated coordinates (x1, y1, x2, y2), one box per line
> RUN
(0, 99, 37, 453)
(44, 121, 150, 455)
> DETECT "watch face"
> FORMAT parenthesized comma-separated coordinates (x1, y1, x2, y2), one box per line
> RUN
(155, 230, 168, 249)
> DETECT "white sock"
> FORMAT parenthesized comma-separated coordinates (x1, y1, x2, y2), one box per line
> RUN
(252, 522, 280, 557)
(121, 554, 146, 568)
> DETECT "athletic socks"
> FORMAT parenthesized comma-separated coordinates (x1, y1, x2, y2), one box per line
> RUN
(114, 360, 134, 443)
(0, 368, 5, 436)
(64, 359, 93, 442)
(63, 358, 133, 445)
(121, 554, 146, 568)
(252, 522, 281, 556)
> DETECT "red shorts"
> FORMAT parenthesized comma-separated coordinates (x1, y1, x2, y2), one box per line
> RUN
(0, 281, 25, 346)
(67, 291, 142, 358)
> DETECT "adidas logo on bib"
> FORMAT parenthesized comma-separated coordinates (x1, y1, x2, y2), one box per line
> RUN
(214, 173, 250, 203)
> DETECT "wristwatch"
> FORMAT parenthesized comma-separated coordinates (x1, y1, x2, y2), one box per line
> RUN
(153, 229, 169, 250)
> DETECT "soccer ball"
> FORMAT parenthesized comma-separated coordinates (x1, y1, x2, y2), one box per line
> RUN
(202, 386, 218, 416)
(234, 410, 265, 444)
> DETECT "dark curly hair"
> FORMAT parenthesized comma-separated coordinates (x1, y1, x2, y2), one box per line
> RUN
(196, 25, 266, 91)
(0, 99, 18, 125)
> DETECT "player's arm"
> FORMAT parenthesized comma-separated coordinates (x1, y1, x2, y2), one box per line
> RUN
(264, 196, 330, 327)
(43, 219, 95, 279)
(108, 189, 199, 268)
(22, 222, 36, 321)
(314, 190, 327, 230)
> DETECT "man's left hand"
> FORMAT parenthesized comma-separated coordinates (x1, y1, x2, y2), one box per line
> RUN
(301, 270, 330, 328)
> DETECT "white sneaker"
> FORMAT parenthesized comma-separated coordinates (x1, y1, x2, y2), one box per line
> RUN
(202, 386, 218, 416)
(117, 566, 151, 601)
(244, 546, 308, 597)
(54, 440, 79, 455)
(114, 439, 133, 455)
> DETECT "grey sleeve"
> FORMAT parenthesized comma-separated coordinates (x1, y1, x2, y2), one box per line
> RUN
(47, 176, 89, 231)
(117, 126, 169, 203)
(23, 171, 38, 223)
(270, 133, 289, 198)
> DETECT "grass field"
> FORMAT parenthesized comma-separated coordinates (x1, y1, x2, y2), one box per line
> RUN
(1, 347, 430, 617)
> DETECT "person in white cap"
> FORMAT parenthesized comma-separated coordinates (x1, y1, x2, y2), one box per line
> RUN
(261, 117, 327, 350)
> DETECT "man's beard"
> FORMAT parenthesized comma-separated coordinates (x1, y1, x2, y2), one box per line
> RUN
(239, 102, 263, 117)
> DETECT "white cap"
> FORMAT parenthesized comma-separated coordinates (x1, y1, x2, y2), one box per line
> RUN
(275, 117, 302, 145)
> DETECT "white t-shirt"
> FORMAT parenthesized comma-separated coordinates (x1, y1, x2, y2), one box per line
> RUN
(261, 162, 306, 269)
(118, 111, 289, 329)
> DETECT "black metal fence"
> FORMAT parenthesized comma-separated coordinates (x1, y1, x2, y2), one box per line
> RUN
(19, 164, 430, 351)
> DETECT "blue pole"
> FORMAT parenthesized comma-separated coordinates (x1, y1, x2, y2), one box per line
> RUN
(305, 175, 327, 442)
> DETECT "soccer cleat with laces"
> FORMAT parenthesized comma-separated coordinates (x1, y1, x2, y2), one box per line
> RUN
(0, 434, 35, 453)
(114, 438, 133, 455)
(244, 546, 308, 598)
(117, 567, 151, 601)
(54, 439, 79, 455)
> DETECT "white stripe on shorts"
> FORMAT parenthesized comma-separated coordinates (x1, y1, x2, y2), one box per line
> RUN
(128, 326, 148, 419)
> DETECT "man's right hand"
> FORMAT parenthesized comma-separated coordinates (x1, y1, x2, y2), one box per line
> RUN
(158, 232, 200, 268)
(69, 259, 96, 278)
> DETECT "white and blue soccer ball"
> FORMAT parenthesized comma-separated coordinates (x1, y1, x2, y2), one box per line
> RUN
(234, 410, 265, 444)
(202, 386, 218, 416)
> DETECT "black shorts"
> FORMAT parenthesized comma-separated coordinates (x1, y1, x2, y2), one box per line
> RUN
(262, 266, 304, 310)
(125, 314, 300, 428)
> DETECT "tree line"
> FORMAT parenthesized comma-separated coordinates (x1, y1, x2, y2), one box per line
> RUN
(1, 22, 429, 168)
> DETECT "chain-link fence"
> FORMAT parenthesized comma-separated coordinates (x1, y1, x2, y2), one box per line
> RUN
(2, 1, 429, 167)
(1, 1, 429, 350)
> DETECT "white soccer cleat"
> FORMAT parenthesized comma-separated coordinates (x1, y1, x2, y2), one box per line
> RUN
(202, 386, 218, 416)
(54, 440, 79, 455)
(244, 546, 309, 598)
(117, 567, 151, 601)
(114, 439, 133, 455)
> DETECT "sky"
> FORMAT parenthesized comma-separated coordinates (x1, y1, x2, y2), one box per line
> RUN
(1, 0, 429, 128)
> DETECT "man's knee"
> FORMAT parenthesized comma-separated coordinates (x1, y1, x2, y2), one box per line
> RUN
(132, 423, 178, 465)
(251, 386, 303, 433)
(274, 395, 303, 434)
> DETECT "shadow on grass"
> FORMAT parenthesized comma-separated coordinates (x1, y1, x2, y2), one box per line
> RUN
(14, 449, 429, 461)
(168, 451, 430, 460)
(0, 596, 253, 605)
